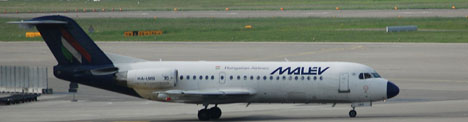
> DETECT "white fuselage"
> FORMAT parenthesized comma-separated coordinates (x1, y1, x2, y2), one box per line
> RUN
(17, 15, 400, 120)
(115, 61, 389, 104)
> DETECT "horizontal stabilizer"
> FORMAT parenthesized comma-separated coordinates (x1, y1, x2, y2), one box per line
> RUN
(8, 20, 67, 24)
(8, 20, 67, 29)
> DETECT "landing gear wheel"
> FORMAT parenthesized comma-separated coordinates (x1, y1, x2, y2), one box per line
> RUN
(349, 110, 357, 118)
(198, 109, 210, 121)
(209, 107, 222, 119)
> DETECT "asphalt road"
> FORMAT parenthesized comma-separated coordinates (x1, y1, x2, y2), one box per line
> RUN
(1, 9, 468, 18)
(0, 42, 467, 122)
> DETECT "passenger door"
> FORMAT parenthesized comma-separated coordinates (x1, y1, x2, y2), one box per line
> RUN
(339, 73, 350, 93)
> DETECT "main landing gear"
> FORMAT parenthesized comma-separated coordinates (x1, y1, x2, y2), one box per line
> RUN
(349, 107, 357, 118)
(198, 104, 222, 121)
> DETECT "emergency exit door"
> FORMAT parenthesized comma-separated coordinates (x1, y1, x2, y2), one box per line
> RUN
(219, 72, 226, 84)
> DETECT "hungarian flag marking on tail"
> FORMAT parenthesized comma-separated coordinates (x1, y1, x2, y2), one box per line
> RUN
(59, 28, 91, 64)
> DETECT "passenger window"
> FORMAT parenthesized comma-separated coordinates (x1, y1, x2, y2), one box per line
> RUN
(301, 76, 304, 80)
(257, 76, 261, 80)
(276, 76, 280, 80)
(263, 76, 267, 80)
(199, 75, 203, 80)
(282, 76, 286, 80)
(313, 76, 317, 80)
(320, 76, 323, 80)
(288, 76, 292, 80)
(229, 75, 233, 80)
(211, 75, 215, 80)
(180, 75, 184, 80)
(187, 76, 190, 80)
(237, 75, 241, 80)
(270, 76, 273, 80)
(193, 75, 197, 80)
(220, 76, 224, 80)
(294, 76, 298, 80)
(250, 76, 254, 80)
(244, 76, 247, 80)
(205, 75, 209, 80)
(307, 76, 310, 80)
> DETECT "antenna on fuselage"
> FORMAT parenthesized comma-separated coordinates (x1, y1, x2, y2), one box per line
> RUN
(284, 58, 289, 62)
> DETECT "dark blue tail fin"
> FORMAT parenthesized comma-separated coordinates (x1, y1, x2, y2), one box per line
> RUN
(29, 15, 112, 66)
(8, 16, 143, 98)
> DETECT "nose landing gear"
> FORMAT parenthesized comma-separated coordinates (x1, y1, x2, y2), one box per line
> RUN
(349, 102, 372, 118)
(349, 107, 357, 118)
(198, 104, 222, 121)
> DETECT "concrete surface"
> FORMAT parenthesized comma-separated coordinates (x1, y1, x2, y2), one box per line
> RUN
(0, 42, 467, 122)
(1, 9, 468, 18)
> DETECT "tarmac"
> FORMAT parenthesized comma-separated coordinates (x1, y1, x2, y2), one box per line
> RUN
(0, 42, 467, 122)
(1, 9, 468, 18)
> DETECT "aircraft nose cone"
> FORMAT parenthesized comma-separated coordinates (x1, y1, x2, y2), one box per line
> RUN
(387, 81, 399, 99)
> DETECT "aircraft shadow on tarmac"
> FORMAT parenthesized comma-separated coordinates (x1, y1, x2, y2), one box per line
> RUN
(130, 113, 462, 122)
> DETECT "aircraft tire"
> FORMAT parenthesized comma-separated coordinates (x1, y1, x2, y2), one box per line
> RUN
(349, 110, 357, 118)
(209, 107, 222, 119)
(198, 109, 210, 121)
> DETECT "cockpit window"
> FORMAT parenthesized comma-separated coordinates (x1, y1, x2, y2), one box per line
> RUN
(372, 73, 381, 78)
(359, 73, 373, 79)
(364, 73, 372, 79)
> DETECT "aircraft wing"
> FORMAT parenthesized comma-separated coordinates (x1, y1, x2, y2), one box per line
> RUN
(164, 89, 255, 96)
(157, 89, 255, 104)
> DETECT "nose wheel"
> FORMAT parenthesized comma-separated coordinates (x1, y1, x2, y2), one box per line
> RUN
(198, 104, 222, 121)
(349, 107, 357, 118)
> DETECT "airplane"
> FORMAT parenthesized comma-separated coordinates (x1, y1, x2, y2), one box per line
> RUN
(9, 15, 399, 121)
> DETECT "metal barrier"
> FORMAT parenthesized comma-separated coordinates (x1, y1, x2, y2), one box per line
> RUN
(0, 66, 48, 94)
(386, 25, 418, 32)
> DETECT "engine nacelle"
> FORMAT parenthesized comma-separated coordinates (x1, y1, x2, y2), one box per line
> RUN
(118, 69, 178, 89)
